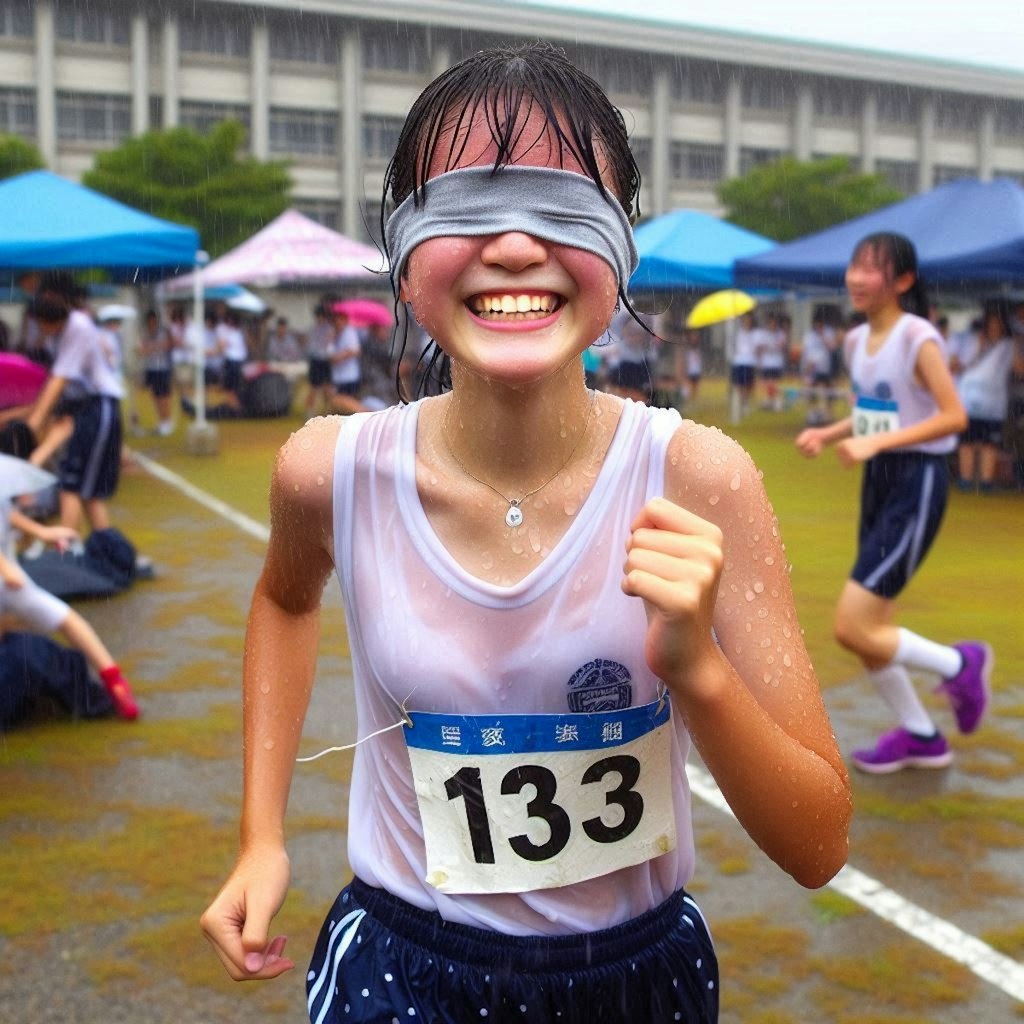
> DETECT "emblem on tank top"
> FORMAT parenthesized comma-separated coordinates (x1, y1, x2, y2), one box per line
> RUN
(566, 658, 632, 712)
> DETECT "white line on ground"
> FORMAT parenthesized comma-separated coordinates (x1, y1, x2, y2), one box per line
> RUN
(138, 452, 1024, 1005)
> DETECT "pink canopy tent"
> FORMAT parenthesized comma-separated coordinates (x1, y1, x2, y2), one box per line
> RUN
(163, 209, 384, 291)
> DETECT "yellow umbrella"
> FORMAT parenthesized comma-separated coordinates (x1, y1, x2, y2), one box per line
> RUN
(685, 289, 757, 329)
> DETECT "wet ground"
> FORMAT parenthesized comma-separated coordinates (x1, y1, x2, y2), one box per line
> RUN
(1, 425, 1021, 1023)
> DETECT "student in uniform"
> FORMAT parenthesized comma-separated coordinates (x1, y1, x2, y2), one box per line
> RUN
(25, 296, 125, 536)
(796, 232, 991, 773)
(201, 43, 851, 1023)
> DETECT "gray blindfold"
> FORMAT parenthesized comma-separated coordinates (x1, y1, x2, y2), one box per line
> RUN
(385, 165, 638, 293)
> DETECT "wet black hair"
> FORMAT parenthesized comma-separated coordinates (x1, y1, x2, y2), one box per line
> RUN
(380, 42, 644, 400)
(850, 232, 929, 318)
(0, 420, 37, 458)
(28, 295, 70, 325)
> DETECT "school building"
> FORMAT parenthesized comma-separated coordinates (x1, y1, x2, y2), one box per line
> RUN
(2, 0, 1024, 243)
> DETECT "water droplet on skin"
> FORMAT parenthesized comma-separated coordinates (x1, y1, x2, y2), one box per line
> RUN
(744, 590, 755, 601)
(765, 556, 775, 566)
(791, 801, 799, 809)
(695, 461, 703, 470)
(762, 672, 772, 684)
(480, 552, 494, 571)
(529, 528, 542, 553)
(760, 638, 771, 648)
(783, 626, 792, 638)
(316, 475, 325, 486)
(783, 654, 792, 667)
(300, 436, 312, 450)
(293, 483, 301, 493)
(744, 622, 752, 633)
(563, 502, 578, 516)
(708, 495, 719, 506)
(511, 540, 524, 555)
(729, 472, 741, 491)
(670, 456, 679, 466)
(767, 656, 775, 665)
(263, 739, 275, 750)
(753, 581, 764, 594)
(260, 682, 271, 694)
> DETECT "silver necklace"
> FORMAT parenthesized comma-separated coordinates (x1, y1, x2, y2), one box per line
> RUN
(442, 390, 597, 529)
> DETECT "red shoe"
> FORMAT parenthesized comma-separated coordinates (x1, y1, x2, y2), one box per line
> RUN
(99, 665, 140, 720)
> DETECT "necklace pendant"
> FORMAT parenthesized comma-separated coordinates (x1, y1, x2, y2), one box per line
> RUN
(505, 500, 524, 529)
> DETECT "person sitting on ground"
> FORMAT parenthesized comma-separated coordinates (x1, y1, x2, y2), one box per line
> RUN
(0, 458, 138, 720)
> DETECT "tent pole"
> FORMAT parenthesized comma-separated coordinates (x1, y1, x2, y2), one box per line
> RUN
(185, 252, 219, 455)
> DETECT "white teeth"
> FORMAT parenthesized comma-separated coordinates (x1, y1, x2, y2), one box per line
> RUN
(471, 293, 558, 316)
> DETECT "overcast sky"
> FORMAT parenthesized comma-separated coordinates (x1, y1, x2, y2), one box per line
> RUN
(522, 0, 1024, 74)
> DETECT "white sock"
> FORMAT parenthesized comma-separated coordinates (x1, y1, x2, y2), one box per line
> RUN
(894, 627, 962, 680)
(869, 664, 937, 736)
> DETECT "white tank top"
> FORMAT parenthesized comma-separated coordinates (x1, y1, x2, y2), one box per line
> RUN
(845, 313, 956, 455)
(332, 398, 697, 935)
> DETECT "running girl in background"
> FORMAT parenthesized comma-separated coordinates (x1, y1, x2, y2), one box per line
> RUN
(796, 232, 991, 774)
(201, 43, 851, 1023)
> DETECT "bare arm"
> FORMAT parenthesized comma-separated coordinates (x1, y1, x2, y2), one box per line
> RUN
(201, 416, 341, 981)
(26, 375, 66, 436)
(623, 425, 851, 887)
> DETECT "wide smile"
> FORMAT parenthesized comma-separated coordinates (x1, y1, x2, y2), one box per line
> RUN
(467, 291, 564, 323)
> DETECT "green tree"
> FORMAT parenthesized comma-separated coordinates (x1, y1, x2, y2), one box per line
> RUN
(718, 155, 904, 241)
(0, 134, 45, 180)
(83, 120, 291, 256)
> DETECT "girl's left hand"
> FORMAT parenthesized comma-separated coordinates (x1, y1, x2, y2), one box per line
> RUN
(45, 526, 80, 552)
(621, 497, 724, 692)
(835, 435, 879, 466)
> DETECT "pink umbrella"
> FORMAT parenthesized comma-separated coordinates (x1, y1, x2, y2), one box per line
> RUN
(0, 353, 47, 409)
(331, 298, 394, 327)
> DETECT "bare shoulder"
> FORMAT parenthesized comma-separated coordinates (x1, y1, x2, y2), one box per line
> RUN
(270, 415, 344, 535)
(664, 420, 764, 512)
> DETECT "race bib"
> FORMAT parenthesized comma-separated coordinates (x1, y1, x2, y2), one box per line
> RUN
(853, 396, 900, 436)
(404, 696, 677, 895)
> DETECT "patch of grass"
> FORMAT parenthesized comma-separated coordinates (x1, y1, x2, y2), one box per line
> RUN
(808, 889, 863, 924)
(981, 922, 1024, 958)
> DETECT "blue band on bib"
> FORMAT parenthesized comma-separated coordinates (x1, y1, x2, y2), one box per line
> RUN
(405, 696, 669, 756)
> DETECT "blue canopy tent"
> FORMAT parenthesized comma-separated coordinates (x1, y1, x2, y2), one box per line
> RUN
(630, 209, 776, 291)
(734, 178, 1024, 292)
(0, 170, 198, 275)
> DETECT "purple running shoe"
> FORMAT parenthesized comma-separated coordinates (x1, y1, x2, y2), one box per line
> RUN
(935, 642, 992, 734)
(851, 728, 953, 774)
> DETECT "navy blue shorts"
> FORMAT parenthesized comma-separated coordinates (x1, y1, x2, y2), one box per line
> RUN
(307, 877, 718, 1023)
(221, 359, 244, 393)
(960, 417, 1004, 446)
(730, 365, 755, 388)
(851, 452, 948, 598)
(59, 395, 122, 500)
(309, 357, 332, 387)
(145, 369, 172, 398)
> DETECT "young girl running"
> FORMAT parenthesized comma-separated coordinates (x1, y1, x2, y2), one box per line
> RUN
(201, 44, 851, 1023)
(796, 232, 991, 774)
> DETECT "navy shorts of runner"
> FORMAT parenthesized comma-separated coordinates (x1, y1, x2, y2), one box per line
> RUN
(851, 451, 948, 599)
(221, 359, 244, 393)
(59, 395, 122, 500)
(309, 357, 332, 388)
(961, 416, 1004, 447)
(730, 365, 755, 388)
(306, 877, 719, 1024)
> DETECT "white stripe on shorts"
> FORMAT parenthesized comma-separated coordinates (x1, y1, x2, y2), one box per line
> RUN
(307, 908, 366, 1024)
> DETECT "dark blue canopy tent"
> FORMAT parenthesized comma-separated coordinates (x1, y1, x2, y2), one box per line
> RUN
(734, 178, 1024, 292)
(0, 170, 198, 276)
(630, 209, 776, 291)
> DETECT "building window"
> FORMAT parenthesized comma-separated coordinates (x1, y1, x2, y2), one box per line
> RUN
(876, 87, 918, 126)
(672, 62, 725, 105)
(362, 30, 427, 74)
(55, 4, 129, 46)
(363, 114, 404, 161)
(269, 19, 335, 64)
(935, 97, 978, 136)
(0, 86, 35, 138)
(294, 199, 341, 231)
(670, 142, 723, 182)
(739, 147, 785, 175)
(631, 137, 651, 178)
(57, 91, 131, 143)
(875, 159, 918, 194)
(813, 80, 861, 120)
(0, 0, 33, 38)
(741, 73, 793, 112)
(179, 15, 250, 58)
(994, 100, 1024, 139)
(179, 101, 251, 137)
(593, 53, 651, 97)
(933, 164, 974, 185)
(270, 107, 338, 156)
